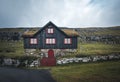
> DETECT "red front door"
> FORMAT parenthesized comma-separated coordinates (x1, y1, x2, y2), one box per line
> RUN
(48, 49, 54, 58)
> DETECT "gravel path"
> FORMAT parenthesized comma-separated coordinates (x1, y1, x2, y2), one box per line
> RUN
(0, 67, 56, 82)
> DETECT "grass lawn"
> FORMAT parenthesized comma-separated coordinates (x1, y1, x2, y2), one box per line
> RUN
(0, 41, 25, 57)
(0, 41, 120, 57)
(49, 60, 120, 82)
(62, 42, 120, 58)
(76, 42, 120, 55)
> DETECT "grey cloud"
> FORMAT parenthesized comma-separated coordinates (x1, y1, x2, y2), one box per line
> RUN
(0, 0, 31, 27)
(0, 0, 120, 27)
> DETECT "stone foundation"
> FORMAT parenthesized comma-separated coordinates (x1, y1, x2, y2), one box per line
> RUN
(24, 49, 77, 57)
(40, 49, 77, 57)
(24, 49, 40, 57)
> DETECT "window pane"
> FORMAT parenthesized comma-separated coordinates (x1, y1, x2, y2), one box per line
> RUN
(46, 38, 55, 44)
(51, 29, 53, 33)
(68, 39, 70, 44)
(50, 39, 52, 44)
(48, 29, 50, 33)
(53, 39, 55, 44)
(46, 39, 48, 44)
(31, 39, 33, 44)
(47, 28, 53, 33)
(30, 38, 37, 44)
(34, 39, 37, 44)
(64, 39, 67, 44)
(64, 38, 71, 44)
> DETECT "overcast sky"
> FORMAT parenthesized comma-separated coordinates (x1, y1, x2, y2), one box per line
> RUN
(0, 0, 120, 28)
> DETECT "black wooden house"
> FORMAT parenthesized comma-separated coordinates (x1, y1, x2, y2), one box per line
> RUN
(23, 21, 79, 49)
(23, 21, 79, 66)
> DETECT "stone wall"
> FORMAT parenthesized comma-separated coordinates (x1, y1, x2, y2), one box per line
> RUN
(24, 49, 77, 57)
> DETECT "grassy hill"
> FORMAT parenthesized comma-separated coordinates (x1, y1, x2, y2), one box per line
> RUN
(0, 26, 120, 36)
(50, 60, 120, 82)
(0, 26, 120, 57)
(75, 26, 120, 36)
(0, 41, 25, 57)
(0, 27, 120, 82)
(0, 41, 120, 57)
(77, 42, 120, 55)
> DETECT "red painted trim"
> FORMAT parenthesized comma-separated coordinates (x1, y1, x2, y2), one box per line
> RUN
(45, 38, 47, 44)
(64, 38, 66, 44)
(30, 38, 31, 44)
(46, 28, 48, 34)
(54, 38, 56, 44)
(35, 38, 38, 44)
(70, 38, 72, 44)
(48, 49, 54, 58)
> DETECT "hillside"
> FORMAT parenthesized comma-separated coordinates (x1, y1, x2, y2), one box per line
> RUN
(0, 26, 120, 57)
(75, 26, 120, 36)
(0, 26, 120, 36)
(0, 26, 120, 44)
(51, 60, 120, 82)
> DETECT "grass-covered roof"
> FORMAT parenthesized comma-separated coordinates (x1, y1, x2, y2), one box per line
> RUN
(23, 28, 79, 37)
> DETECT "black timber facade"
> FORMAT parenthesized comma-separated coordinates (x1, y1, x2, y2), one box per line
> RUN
(23, 22, 78, 49)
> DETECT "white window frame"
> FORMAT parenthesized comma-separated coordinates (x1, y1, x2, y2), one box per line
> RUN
(47, 28, 54, 34)
(64, 38, 72, 44)
(46, 38, 56, 44)
(30, 38, 37, 44)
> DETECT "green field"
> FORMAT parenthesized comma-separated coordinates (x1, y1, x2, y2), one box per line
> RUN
(0, 27, 120, 57)
(0, 41, 120, 57)
(59, 42, 120, 58)
(77, 27, 120, 36)
(50, 60, 120, 82)
(0, 41, 25, 57)
(0, 27, 120, 82)
(77, 42, 120, 55)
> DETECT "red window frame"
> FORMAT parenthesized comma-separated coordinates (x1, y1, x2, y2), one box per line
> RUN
(46, 38, 56, 44)
(47, 28, 54, 34)
(64, 38, 72, 44)
(30, 38, 38, 44)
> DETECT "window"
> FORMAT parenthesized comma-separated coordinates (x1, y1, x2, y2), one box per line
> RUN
(64, 38, 72, 44)
(46, 38, 56, 44)
(30, 38, 37, 44)
(47, 28, 54, 34)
